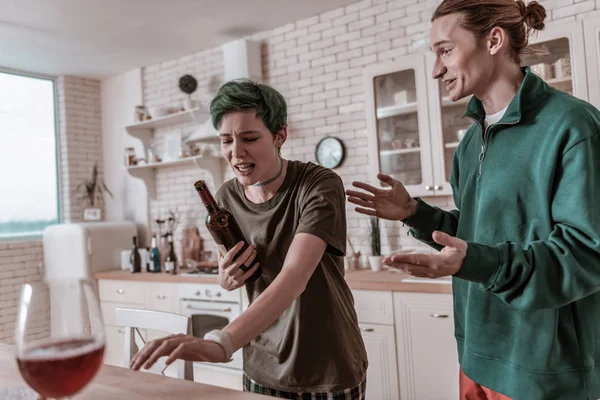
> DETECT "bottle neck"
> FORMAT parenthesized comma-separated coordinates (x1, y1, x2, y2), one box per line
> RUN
(151, 236, 157, 248)
(133, 237, 137, 248)
(195, 183, 219, 215)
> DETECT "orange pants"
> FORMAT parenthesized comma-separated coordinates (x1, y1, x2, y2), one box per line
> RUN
(460, 369, 512, 400)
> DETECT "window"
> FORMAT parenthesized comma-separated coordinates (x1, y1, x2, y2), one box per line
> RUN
(0, 71, 59, 238)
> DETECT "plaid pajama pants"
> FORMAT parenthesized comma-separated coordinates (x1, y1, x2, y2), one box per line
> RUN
(243, 374, 367, 400)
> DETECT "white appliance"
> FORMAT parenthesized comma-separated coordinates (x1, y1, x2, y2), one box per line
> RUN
(43, 221, 137, 280)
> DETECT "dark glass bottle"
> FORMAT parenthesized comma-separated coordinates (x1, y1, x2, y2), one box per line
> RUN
(164, 234, 178, 274)
(130, 236, 141, 273)
(149, 234, 162, 273)
(194, 180, 261, 283)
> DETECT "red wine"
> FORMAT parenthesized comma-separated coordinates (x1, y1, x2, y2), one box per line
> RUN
(17, 337, 105, 398)
(194, 180, 261, 283)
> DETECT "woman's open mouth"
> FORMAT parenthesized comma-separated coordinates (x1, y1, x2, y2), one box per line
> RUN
(235, 163, 255, 176)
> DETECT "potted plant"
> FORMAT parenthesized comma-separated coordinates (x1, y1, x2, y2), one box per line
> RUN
(368, 217, 383, 272)
(77, 163, 113, 221)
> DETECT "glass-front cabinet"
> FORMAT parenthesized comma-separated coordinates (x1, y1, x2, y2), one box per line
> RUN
(365, 57, 434, 198)
(523, 20, 587, 100)
(366, 20, 588, 197)
(584, 18, 600, 109)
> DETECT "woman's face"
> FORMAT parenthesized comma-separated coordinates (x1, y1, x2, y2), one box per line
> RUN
(219, 111, 284, 187)
(430, 13, 495, 101)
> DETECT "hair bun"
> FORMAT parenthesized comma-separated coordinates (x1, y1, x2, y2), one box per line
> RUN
(524, 1, 546, 31)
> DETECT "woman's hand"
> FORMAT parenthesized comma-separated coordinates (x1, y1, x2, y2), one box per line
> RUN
(345, 173, 418, 221)
(218, 241, 260, 291)
(129, 334, 228, 371)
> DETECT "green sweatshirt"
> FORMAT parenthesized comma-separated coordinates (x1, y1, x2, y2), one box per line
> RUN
(405, 68, 600, 399)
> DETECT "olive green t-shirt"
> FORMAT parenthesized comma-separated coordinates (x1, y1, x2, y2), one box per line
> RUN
(215, 160, 368, 393)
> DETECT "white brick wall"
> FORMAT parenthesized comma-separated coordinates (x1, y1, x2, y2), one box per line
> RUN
(56, 76, 104, 223)
(0, 241, 44, 343)
(140, 0, 596, 260)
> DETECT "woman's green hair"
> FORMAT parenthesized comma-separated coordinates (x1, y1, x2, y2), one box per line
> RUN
(209, 79, 287, 133)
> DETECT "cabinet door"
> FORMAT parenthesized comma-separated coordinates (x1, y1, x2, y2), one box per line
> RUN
(145, 282, 179, 313)
(584, 18, 600, 109)
(425, 53, 470, 197)
(394, 292, 459, 400)
(104, 325, 126, 367)
(525, 20, 587, 100)
(365, 55, 435, 197)
(360, 323, 400, 400)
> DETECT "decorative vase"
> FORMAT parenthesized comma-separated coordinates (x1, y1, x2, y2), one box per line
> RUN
(368, 255, 383, 272)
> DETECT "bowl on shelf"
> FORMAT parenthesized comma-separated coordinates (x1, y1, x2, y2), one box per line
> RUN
(147, 106, 171, 119)
(456, 129, 468, 141)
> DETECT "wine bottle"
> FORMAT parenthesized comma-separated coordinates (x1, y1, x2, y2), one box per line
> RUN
(130, 236, 141, 273)
(194, 180, 261, 283)
(149, 235, 161, 273)
(164, 234, 178, 274)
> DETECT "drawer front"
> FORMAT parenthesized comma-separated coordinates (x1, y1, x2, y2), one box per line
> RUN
(98, 280, 145, 304)
(145, 283, 179, 313)
(353, 290, 394, 325)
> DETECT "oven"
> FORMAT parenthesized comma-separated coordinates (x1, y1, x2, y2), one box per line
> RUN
(179, 283, 243, 370)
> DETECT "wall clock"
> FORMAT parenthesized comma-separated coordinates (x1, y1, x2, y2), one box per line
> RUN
(315, 137, 345, 169)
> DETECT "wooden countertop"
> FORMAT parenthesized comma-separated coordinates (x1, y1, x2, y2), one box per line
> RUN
(0, 343, 268, 399)
(95, 269, 220, 284)
(344, 268, 452, 294)
(95, 268, 452, 294)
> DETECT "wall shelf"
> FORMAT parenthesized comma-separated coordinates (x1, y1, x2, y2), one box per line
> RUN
(444, 142, 459, 149)
(124, 107, 221, 200)
(125, 155, 224, 200)
(377, 102, 418, 119)
(380, 147, 421, 156)
(125, 108, 211, 148)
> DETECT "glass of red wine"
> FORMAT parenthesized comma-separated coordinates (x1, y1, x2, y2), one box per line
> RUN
(14, 279, 106, 399)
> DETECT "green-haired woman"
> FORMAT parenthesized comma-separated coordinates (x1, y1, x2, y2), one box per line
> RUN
(130, 79, 368, 399)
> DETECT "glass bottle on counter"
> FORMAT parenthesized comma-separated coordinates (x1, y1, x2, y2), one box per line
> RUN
(130, 236, 141, 273)
(193, 179, 261, 283)
(149, 234, 162, 273)
(164, 234, 178, 274)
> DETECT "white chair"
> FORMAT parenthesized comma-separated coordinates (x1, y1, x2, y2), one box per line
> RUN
(115, 307, 194, 381)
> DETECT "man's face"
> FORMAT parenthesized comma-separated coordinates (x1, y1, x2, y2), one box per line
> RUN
(430, 13, 494, 101)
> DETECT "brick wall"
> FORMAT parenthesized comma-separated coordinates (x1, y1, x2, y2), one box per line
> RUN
(0, 76, 102, 343)
(56, 76, 104, 223)
(139, 0, 600, 261)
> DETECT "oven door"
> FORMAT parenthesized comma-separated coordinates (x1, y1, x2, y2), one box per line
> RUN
(180, 299, 242, 370)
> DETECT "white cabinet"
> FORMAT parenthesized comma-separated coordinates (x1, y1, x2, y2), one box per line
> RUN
(584, 18, 600, 109)
(393, 292, 458, 400)
(366, 20, 589, 198)
(365, 56, 435, 198)
(359, 323, 400, 400)
(352, 290, 400, 400)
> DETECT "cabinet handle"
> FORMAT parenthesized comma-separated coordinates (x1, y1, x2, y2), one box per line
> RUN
(434, 185, 441, 190)
(185, 305, 232, 312)
(425, 185, 433, 191)
(116, 289, 124, 294)
(430, 314, 449, 318)
(156, 295, 166, 299)
(360, 328, 374, 332)
(118, 328, 125, 333)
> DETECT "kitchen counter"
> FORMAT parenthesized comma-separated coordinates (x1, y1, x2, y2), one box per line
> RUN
(344, 268, 452, 294)
(95, 269, 219, 284)
(95, 268, 452, 294)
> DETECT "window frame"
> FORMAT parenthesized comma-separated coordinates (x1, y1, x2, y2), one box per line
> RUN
(0, 67, 61, 241)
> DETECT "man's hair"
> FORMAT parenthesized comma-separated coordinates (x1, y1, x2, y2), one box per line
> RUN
(432, 0, 546, 63)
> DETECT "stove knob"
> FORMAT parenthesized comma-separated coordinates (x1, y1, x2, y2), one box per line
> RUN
(195, 290, 201, 296)
(205, 289, 212, 298)
(215, 292, 222, 298)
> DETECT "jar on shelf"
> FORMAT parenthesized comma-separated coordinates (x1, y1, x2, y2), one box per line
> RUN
(125, 147, 136, 166)
(529, 63, 553, 80)
(554, 57, 571, 79)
